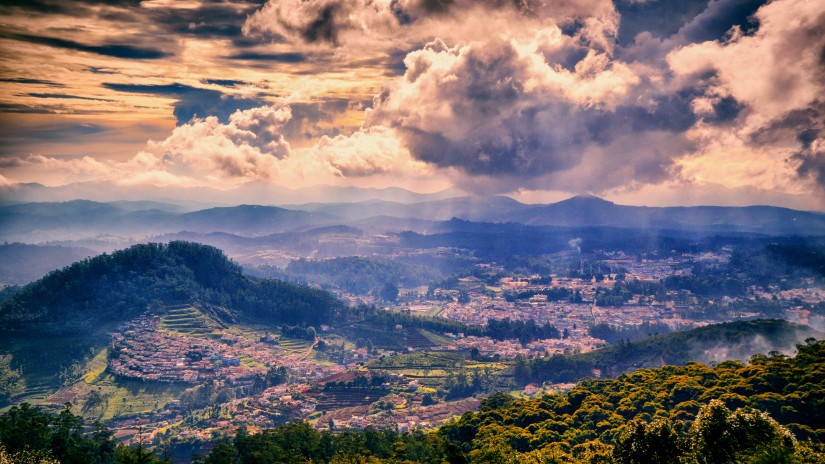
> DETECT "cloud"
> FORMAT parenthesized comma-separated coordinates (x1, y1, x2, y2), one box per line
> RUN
(135, 104, 293, 183)
(310, 125, 431, 177)
(0, 77, 66, 87)
(1, 101, 445, 191)
(102, 83, 265, 125)
(23, 93, 115, 102)
(243, 0, 620, 53)
(0, 31, 171, 59)
(358, 31, 707, 192)
(243, 0, 400, 46)
(225, 52, 307, 63)
(666, 0, 825, 192)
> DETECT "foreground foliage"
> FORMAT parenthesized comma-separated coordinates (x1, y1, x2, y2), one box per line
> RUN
(0, 403, 168, 464)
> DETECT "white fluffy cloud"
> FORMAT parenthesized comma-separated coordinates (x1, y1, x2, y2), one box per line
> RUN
(310, 125, 431, 178)
(3, 104, 440, 190)
(243, 0, 620, 54)
(667, 0, 825, 192)
(132, 104, 292, 184)
(359, 30, 700, 192)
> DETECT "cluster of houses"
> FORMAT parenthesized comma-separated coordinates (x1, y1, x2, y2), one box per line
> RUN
(448, 335, 606, 359)
(316, 397, 482, 433)
(108, 313, 344, 385)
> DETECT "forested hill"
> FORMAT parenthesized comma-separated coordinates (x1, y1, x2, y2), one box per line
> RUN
(523, 319, 823, 385)
(0, 241, 344, 334)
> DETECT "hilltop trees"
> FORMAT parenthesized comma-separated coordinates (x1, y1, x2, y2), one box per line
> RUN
(0, 241, 345, 333)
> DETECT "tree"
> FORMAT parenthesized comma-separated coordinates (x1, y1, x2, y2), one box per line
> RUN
(0, 356, 21, 404)
(690, 400, 796, 464)
(379, 283, 399, 303)
(614, 419, 684, 464)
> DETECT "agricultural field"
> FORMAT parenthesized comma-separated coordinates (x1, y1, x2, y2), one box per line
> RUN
(158, 305, 222, 337)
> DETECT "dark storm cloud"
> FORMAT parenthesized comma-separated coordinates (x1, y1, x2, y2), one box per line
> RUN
(0, 32, 170, 59)
(362, 34, 703, 190)
(1, 0, 263, 47)
(613, 0, 710, 45)
(760, 102, 825, 190)
(226, 52, 307, 63)
(676, 0, 766, 43)
(18, 123, 108, 141)
(23, 93, 115, 102)
(0, 78, 65, 88)
(302, 4, 339, 43)
(201, 79, 251, 88)
(145, 2, 263, 39)
(102, 83, 265, 124)
(792, 143, 825, 190)
(280, 99, 350, 142)
(617, 0, 768, 50)
(86, 67, 120, 75)
(0, 103, 57, 114)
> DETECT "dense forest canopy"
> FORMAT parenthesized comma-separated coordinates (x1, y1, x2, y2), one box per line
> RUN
(286, 256, 441, 295)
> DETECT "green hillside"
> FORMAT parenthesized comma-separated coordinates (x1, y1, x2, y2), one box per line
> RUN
(0, 241, 344, 334)
(524, 319, 823, 385)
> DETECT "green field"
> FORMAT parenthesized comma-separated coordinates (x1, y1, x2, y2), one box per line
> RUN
(93, 373, 189, 420)
(82, 348, 109, 384)
(2, 334, 102, 408)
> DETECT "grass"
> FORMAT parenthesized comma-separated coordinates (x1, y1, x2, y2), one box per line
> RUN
(277, 337, 314, 354)
(419, 329, 452, 346)
(82, 348, 109, 384)
(240, 357, 266, 370)
(423, 306, 445, 318)
(93, 373, 189, 421)
(2, 334, 102, 408)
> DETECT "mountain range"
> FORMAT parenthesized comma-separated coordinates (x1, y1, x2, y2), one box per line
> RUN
(1, 194, 824, 243)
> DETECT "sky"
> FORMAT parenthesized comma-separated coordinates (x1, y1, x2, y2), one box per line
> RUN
(0, 0, 824, 209)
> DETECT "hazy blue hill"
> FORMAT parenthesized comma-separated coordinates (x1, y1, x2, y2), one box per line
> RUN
(174, 204, 328, 235)
(500, 195, 825, 234)
(106, 200, 189, 213)
(529, 319, 824, 384)
(0, 180, 465, 206)
(285, 256, 441, 294)
(0, 243, 95, 285)
(293, 195, 529, 222)
(0, 201, 329, 241)
(0, 200, 177, 240)
(0, 241, 343, 334)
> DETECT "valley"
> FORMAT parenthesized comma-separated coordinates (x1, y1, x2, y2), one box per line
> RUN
(0, 195, 824, 463)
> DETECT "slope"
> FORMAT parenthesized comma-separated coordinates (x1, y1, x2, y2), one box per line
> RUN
(527, 319, 823, 384)
(0, 241, 344, 335)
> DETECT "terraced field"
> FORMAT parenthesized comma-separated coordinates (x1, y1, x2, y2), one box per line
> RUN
(276, 337, 314, 355)
(405, 328, 436, 349)
(309, 387, 390, 411)
(159, 306, 220, 336)
(2, 334, 100, 407)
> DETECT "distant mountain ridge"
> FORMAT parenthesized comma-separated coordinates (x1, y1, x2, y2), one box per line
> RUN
(0, 181, 464, 206)
(498, 195, 825, 234)
(1, 194, 824, 243)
